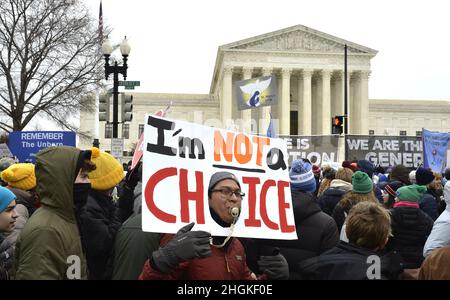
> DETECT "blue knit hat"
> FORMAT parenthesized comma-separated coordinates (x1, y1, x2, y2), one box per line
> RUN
(0, 186, 16, 213)
(289, 160, 316, 193)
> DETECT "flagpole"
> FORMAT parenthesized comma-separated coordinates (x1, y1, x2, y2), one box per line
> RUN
(344, 44, 348, 135)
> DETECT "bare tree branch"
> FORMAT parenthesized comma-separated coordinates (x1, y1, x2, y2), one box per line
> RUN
(0, 0, 104, 132)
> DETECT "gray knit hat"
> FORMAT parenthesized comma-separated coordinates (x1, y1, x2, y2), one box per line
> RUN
(208, 171, 241, 191)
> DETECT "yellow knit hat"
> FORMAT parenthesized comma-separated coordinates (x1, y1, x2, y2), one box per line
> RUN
(88, 147, 124, 190)
(1, 163, 37, 191)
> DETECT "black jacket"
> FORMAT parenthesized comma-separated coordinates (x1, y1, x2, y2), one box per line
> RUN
(419, 190, 439, 221)
(78, 188, 134, 280)
(387, 206, 433, 269)
(242, 190, 339, 279)
(317, 188, 347, 216)
(298, 242, 404, 280)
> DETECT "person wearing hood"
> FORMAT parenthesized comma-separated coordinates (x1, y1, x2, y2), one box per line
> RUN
(298, 201, 403, 280)
(0, 186, 17, 280)
(385, 184, 433, 269)
(139, 171, 289, 280)
(242, 160, 339, 279)
(78, 147, 140, 280)
(416, 167, 439, 220)
(0, 163, 38, 247)
(14, 146, 95, 279)
(423, 180, 450, 257)
(317, 167, 353, 216)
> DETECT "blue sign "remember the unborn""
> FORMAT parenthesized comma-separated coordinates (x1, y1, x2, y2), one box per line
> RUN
(7, 131, 76, 163)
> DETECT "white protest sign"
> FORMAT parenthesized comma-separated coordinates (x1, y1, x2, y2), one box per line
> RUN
(142, 114, 297, 240)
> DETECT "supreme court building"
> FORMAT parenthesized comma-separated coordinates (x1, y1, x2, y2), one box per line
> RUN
(78, 24, 450, 156)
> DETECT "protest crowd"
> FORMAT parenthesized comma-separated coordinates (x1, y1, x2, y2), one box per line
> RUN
(1, 142, 450, 280)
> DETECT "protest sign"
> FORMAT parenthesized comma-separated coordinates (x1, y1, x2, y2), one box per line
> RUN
(142, 115, 296, 240)
(8, 131, 76, 163)
(345, 135, 422, 168)
(422, 129, 450, 173)
(279, 135, 339, 166)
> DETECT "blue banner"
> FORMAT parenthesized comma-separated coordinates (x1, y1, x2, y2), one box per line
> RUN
(422, 128, 450, 173)
(7, 131, 76, 163)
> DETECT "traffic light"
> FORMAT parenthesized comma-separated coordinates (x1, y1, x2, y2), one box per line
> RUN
(98, 92, 110, 122)
(121, 93, 133, 122)
(332, 115, 344, 134)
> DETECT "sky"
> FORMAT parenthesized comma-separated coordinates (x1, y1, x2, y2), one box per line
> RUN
(30, 0, 450, 131)
(84, 0, 450, 100)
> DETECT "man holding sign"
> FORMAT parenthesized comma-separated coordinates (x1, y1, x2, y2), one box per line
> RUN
(139, 171, 289, 280)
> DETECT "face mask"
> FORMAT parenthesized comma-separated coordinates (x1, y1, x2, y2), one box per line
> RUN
(73, 183, 91, 209)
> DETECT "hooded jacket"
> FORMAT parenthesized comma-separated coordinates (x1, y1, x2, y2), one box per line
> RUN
(423, 182, 450, 257)
(14, 147, 88, 279)
(317, 179, 352, 216)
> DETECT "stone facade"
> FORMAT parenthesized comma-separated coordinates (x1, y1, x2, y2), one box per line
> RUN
(78, 25, 449, 158)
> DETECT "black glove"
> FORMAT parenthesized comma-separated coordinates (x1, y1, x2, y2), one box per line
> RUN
(125, 161, 142, 190)
(257, 252, 289, 280)
(0, 240, 13, 272)
(151, 222, 212, 273)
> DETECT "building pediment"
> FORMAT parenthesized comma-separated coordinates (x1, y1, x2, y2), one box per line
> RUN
(221, 24, 377, 55)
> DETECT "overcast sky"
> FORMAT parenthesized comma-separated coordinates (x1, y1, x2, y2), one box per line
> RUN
(85, 0, 450, 100)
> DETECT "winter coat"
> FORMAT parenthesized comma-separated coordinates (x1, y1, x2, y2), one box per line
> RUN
(14, 146, 88, 280)
(242, 190, 339, 279)
(317, 179, 351, 216)
(419, 244, 450, 279)
(0, 234, 14, 280)
(298, 241, 404, 280)
(139, 235, 255, 280)
(78, 191, 123, 280)
(423, 182, 450, 257)
(112, 214, 161, 280)
(387, 205, 434, 269)
(419, 190, 439, 221)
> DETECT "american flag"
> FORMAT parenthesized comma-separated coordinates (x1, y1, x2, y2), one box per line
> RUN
(98, 1, 103, 42)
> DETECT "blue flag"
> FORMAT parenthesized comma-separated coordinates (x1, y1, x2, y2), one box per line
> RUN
(422, 128, 450, 173)
(267, 113, 276, 138)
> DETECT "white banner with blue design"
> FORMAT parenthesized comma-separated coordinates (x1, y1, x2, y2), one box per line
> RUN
(422, 128, 450, 173)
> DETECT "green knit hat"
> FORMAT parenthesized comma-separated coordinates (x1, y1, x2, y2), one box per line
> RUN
(396, 184, 427, 203)
(352, 171, 373, 194)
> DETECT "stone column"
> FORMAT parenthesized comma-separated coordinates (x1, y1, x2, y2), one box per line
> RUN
(300, 69, 312, 135)
(357, 70, 370, 135)
(240, 67, 253, 133)
(221, 66, 233, 129)
(280, 68, 292, 135)
(333, 70, 344, 116)
(320, 70, 332, 134)
(259, 67, 272, 135)
(349, 71, 359, 134)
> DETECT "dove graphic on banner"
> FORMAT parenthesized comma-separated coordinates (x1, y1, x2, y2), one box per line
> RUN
(240, 77, 272, 107)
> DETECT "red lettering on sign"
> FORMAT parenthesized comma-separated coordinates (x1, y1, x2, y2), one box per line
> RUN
(242, 176, 261, 227)
(144, 167, 177, 223)
(260, 180, 279, 230)
(179, 168, 205, 224)
(277, 180, 295, 233)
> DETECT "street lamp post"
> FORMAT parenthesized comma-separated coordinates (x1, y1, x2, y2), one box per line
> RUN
(101, 37, 131, 138)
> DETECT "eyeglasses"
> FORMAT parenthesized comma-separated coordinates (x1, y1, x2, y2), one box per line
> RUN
(211, 188, 245, 199)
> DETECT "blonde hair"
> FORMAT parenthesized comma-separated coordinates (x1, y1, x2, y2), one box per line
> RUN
(335, 167, 353, 183)
(338, 190, 378, 214)
(317, 178, 332, 197)
(346, 202, 391, 250)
